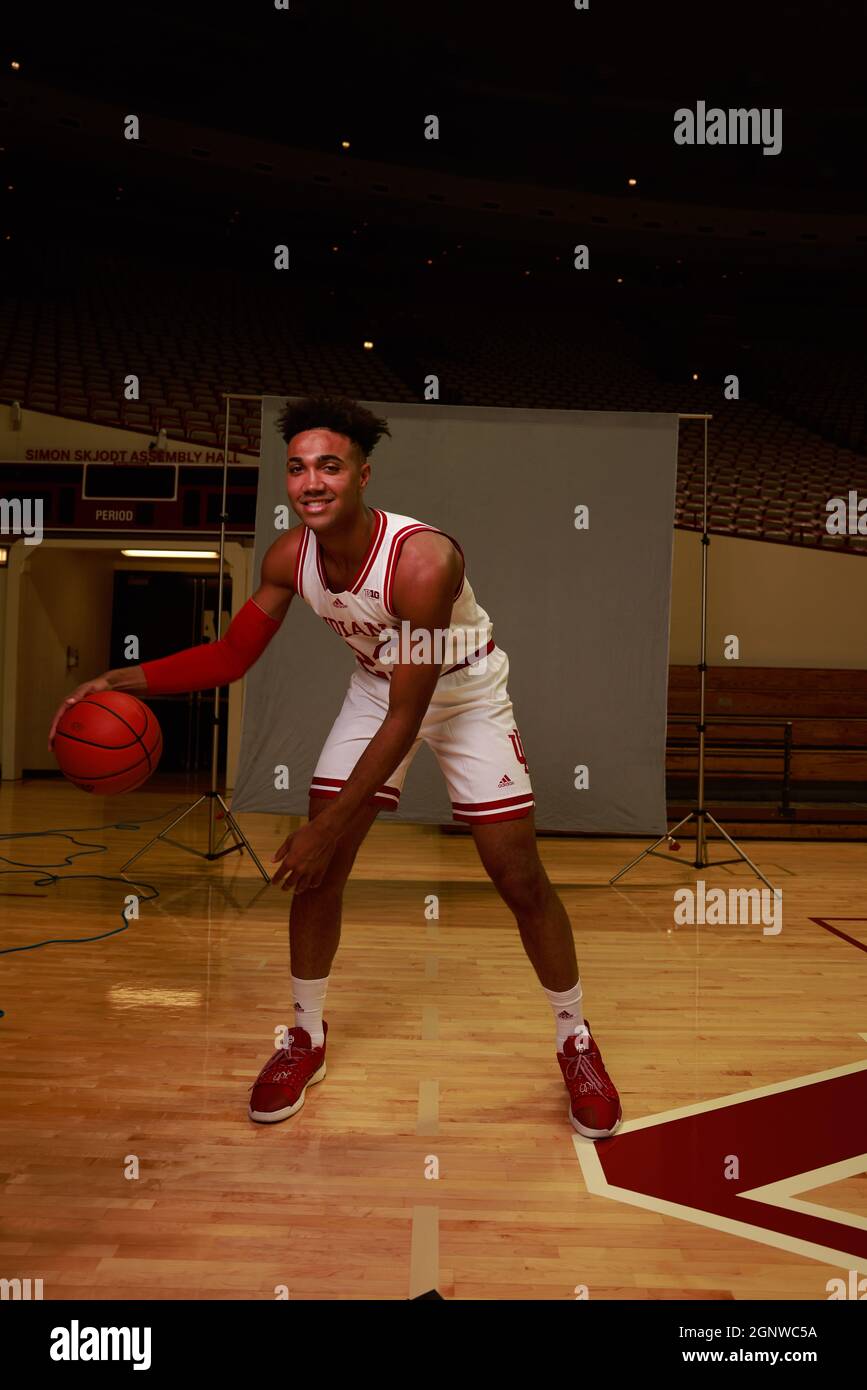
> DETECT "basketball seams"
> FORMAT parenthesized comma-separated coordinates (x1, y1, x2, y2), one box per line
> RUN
(67, 732, 162, 789)
(55, 692, 162, 793)
(73, 696, 149, 739)
(55, 731, 143, 750)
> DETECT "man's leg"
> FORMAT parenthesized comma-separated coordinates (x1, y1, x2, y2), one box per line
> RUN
(289, 795, 381, 978)
(469, 812, 578, 992)
(470, 811, 621, 1137)
(249, 797, 382, 1121)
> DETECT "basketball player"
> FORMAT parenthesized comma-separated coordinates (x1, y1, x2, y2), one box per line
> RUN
(49, 396, 622, 1139)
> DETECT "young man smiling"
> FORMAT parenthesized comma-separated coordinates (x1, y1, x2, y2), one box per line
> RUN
(51, 396, 621, 1139)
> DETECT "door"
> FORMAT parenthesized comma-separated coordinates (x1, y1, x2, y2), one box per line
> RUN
(111, 570, 232, 774)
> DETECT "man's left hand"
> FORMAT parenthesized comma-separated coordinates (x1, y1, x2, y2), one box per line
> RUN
(271, 819, 339, 892)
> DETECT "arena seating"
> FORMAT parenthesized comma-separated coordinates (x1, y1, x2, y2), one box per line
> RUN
(746, 342, 867, 456)
(0, 257, 415, 456)
(666, 666, 867, 836)
(1, 260, 866, 555)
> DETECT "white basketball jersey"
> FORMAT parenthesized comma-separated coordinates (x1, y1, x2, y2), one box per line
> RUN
(292, 508, 495, 684)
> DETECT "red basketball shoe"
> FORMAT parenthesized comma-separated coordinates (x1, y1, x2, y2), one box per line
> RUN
(248, 1023, 328, 1124)
(557, 1020, 622, 1139)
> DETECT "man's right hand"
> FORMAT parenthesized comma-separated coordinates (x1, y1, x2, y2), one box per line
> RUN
(48, 676, 112, 752)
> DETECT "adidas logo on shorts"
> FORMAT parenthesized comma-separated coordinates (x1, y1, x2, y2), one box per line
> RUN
(498, 773, 514, 788)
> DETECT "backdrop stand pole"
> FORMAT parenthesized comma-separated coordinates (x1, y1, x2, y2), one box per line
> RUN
(121, 392, 270, 882)
(610, 414, 777, 895)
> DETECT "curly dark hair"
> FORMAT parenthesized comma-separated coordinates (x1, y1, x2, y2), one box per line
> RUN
(275, 394, 391, 459)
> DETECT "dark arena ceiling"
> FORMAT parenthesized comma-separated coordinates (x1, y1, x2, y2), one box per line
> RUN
(1, 1, 865, 351)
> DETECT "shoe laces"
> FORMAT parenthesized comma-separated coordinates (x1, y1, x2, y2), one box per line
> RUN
(250, 1033, 309, 1089)
(564, 1033, 617, 1101)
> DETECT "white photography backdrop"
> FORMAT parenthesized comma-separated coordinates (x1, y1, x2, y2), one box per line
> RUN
(230, 401, 679, 834)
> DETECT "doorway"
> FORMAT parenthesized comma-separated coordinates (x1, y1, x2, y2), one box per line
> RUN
(111, 570, 232, 774)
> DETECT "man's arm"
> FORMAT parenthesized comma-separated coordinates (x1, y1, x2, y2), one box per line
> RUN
(130, 532, 299, 694)
(269, 530, 462, 890)
(309, 531, 462, 840)
(48, 532, 301, 747)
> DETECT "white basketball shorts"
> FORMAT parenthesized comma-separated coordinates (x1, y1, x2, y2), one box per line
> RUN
(310, 645, 534, 825)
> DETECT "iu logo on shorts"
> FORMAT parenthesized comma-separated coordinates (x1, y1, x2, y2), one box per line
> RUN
(509, 727, 529, 773)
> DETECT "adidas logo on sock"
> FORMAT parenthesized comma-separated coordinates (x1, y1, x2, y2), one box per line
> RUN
(558, 1010, 574, 1019)
(498, 773, 514, 788)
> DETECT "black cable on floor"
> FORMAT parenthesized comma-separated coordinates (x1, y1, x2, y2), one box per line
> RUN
(0, 804, 194, 1015)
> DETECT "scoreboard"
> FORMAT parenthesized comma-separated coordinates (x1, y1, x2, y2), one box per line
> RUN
(0, 461, 259, 535)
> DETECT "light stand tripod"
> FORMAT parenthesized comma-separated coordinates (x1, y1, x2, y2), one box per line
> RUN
(610, 414, 777, 893)
(121, 393, 270, 882)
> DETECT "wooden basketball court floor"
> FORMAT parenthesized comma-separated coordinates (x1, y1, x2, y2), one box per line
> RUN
(1, 779, 865, 1301)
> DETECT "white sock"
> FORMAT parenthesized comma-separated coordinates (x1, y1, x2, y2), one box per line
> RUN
(543, 980, 586, 1051)
(291, 974, 329, 1048)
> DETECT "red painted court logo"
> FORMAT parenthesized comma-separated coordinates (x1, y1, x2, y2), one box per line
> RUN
(509, 727, 529, 772)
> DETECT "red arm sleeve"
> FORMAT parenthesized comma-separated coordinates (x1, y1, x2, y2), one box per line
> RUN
(140, 597, 281, 695)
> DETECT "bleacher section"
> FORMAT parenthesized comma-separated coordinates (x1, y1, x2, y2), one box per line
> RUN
(667, 666, 867, 838)
(2, 259, 865, 833)
(746, 343, 867, 457)
(0, 259, 415, 456)
(1, 264, 866, 555)
(406, 310, 867, 554)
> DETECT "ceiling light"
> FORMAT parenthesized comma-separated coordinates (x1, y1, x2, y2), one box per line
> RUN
(121, 549, 220, 559)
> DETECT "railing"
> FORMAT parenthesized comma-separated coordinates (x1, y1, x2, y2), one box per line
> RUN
(667, 713, 867, 816)
(667, 715, 795, 815)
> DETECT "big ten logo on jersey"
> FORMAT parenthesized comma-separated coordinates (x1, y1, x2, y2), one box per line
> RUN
(509, 728, 529, 772)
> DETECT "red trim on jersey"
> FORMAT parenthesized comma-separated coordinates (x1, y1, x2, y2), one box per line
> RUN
(383, 523, 430, 615)
(449, 533, 466, 600)
(345, 641, 390, 680)
(440, 636, 495, 677)
(383, 524, 465, 618)
(313, 508, 386, 595)
(315, 543, 328, 592)
(351, 508, 387, 593)
(294, 527, 309, 599)
(349, 635, 493, 683)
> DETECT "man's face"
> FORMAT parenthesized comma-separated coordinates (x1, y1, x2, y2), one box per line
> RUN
(285, 428, 369, 529)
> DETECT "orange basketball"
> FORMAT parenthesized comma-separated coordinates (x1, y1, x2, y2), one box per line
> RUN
(54, 691, 163, 795)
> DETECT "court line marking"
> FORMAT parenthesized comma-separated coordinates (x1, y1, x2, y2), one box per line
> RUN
(411, 987, 440, 1297)
(416, 1079, 439, 1135)
(573, 1055, 867, 1275)
(738, 1155, 867, 1234)
(409, 1204, 439, 1299)
(602, 1055, 867, 1131)
(811, 917, 867, 956)
(576, 1138, 867, 1274)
